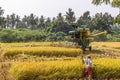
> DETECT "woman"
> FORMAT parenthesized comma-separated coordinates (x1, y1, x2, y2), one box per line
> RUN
(83, 55, 93, 80)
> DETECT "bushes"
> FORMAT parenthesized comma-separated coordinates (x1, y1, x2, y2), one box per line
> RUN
(92, 30, 107, 41)
(92, 29, 120, 42)
(0, 29, 66, 42)
(0, 29, 46, 42)
(106, 30, 120, 42)
(46, 31, 66, 41)
(10, 59, 120, 80)
(1, 28, 120, 42)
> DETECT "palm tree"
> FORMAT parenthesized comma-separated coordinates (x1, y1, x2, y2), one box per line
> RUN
(77, 11, 91, 27)
(38, 15, 45, 29)
(92, 0, 120, 14)
(0, 7, 5, 28)
(27, 13, 37, 29)
(7, 13, 16, 29)
(56, 13, 64, 25)
(45, 17, 51, 27)
(0, 7, 4, 17)
(92, 0, 110, 5)
(65, 8, 76, 24)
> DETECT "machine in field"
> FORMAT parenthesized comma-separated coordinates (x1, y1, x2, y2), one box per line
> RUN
(66, 24, 107, 53)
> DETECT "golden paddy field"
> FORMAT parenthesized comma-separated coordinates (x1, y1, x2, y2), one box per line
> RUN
(0, 42, 120, 80)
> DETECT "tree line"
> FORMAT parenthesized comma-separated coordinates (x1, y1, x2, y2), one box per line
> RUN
(0, 7, 120, 42)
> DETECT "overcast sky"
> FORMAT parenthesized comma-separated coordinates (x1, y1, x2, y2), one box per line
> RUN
(0, 0, 119, 18)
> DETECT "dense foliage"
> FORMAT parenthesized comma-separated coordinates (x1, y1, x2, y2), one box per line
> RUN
(0, 7, 119, 42)
(92, 0, 120, 9)
(0, 29, 66, 42)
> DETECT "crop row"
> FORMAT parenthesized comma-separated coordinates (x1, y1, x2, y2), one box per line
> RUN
(0, 42, 61, 48)
(10, 58, 120, 80)
(3, 47, 81, 57)
(1, 42, 120, 48)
